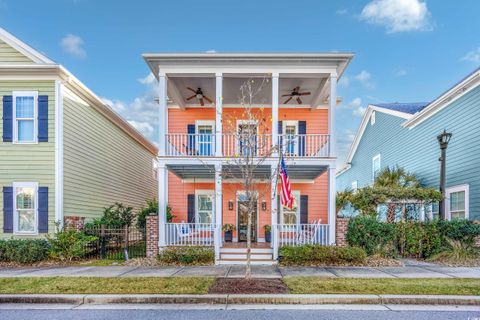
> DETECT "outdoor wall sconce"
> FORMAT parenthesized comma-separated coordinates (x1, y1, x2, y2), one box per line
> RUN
(262, 200, 267, 211)
(228, 200, 234, 211)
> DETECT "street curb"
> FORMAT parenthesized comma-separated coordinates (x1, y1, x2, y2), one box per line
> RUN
(1, 294, 480, 305)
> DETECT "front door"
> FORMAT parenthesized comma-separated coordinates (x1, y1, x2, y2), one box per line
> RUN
(237, 200, 257, 242)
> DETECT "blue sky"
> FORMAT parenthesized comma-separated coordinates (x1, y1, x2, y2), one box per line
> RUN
(1, 0, 479, 166)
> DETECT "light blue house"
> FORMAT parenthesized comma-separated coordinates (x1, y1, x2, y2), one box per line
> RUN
(337, 68, 480, 221)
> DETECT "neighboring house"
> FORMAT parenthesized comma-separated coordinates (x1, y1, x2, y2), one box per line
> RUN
(337, 67, 480, 221)
(1, 28, 158, 238)
(143, 52, 353, 264)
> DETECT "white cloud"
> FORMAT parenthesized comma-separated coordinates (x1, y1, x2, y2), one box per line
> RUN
(461, 48, 480, 63)
(354, 70, 374, 89)
(394, 68, 408, 77)
(336, 8, 348, 15)
(336, 129, 356, 167)
(339, 76, 350, 87)
(206, 49, 217, 53)
(137, 73, 156, 85)
(60, 34, 86, 59)
(360, 0, 432, 33)
(347, 97, 366, 117)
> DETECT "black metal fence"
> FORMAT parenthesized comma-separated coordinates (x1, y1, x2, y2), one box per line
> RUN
(83, 225, 146, 260)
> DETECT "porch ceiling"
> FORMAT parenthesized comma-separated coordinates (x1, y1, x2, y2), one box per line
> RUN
(166, 164, 328, 180)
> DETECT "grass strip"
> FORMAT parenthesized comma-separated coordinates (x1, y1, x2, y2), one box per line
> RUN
(283, 277, 480, 295)
(0, 277, 214, 295)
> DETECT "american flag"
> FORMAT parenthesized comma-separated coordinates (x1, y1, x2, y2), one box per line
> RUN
(279, 155, 294, 209)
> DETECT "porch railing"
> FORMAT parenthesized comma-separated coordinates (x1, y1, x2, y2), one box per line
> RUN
(273, 223, 330, 247)
(165, 223, 217, 246)
(223, 133, 273, 157)
(279, 134, 330, 157)
(166, 133, 216, 157)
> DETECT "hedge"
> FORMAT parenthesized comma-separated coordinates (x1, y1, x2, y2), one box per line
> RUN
(157, 246, 214, 265)
(279, 245, 367, 266)
(0, 239, 50, 264)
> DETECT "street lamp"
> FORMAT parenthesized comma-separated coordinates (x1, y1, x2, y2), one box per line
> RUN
(437, 129, 452, 220)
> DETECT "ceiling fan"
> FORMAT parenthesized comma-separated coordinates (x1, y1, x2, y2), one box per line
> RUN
(186, 87, 213, 106)
(282, 86, 311, 104)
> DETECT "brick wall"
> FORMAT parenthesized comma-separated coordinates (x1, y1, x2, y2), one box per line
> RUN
(335, 217, 349, 247)
(146, 215, 159, 258)
(64, 216, 85, 231)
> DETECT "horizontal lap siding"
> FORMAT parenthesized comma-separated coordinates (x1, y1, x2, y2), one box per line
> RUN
(339, 85, 480, 220)
(0, 81, 56, 237)
(0, 40, 35, 64)
(63, 93, 157, 220)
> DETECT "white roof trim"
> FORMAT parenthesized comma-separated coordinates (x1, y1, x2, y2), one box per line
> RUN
(340, 105, 413, 170)
(0, 28, 55, 64)
(403, 69, 480, 128)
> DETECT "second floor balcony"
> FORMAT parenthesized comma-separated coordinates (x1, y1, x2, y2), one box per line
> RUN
(165, 133, 331, 158)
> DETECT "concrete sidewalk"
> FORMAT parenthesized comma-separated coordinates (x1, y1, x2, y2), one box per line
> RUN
(1, 265, 480, 278)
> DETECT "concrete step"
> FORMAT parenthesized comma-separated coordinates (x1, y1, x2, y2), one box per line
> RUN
(220, 247, 273, 254)
(220, 253, 273, 260)
(217, 259, 276, 265)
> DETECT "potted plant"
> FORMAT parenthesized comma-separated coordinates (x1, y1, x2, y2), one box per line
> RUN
(222, 224, 236, 242)
(264, 224, 272, 243)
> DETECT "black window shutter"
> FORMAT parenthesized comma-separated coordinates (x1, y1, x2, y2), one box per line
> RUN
(187, 194, 195, 223)
(277, 195, 281, 224)
(2, 96, 13, 142)
(38, 95, 48, 142)
(3, 187, 13, 233)
(300, 195, 308, 224)
(187, 124, 195, 155)
(38, 187, 48, 233)
(298, 121, 306, 156)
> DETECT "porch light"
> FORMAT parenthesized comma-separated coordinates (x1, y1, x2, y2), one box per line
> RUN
(437, 129, 452, 149)
(437, 129, 452, 220)
(228, 200, 234, 211)
(262, 200, 267, 211)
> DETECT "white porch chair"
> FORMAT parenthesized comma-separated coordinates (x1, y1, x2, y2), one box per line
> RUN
(296, 219, 321, 245)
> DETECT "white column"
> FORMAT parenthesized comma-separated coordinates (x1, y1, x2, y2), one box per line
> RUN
(215, 73, 223, 157)
(158, 163, 167, 247)
(271, 73, 279, 155)
(271, 164, 278, 259)
(54, 80, 64, 226)
(328, 166, 336, 245)
(158, 72, 168, 156)
(329, 73, 337, 157)
(214, 163, 222, 262)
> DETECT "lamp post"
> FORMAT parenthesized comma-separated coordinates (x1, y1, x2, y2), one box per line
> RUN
(437, 129, 452, 220)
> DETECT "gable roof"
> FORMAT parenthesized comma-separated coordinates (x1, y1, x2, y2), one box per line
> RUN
(0, 28, 158, 156)
(338, 67, 480, 176)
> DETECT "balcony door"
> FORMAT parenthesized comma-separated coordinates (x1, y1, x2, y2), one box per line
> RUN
(237, 192, 258, 242)
(237, 120, 258, 156)
(283, 121, 298, 156)
(196, 121, 214, 156)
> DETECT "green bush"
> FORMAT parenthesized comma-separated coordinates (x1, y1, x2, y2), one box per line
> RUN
(0, 239, 50, 263)
(136, 200, 174, 233)
(157, 246, 214, 265)
(279, 245, 367, 266)
(87, 203, 134, 228)
(47, 227, 98, 262)
(346, 216, 397, 256)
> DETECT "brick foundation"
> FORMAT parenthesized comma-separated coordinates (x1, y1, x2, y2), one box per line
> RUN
(64, 216, 85, 231)
(335, 217, 349, 247)
(146, 215, 159, 258)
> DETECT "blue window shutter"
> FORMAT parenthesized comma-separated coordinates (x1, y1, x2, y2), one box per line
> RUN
(187, 124, 195, 155)
(2, 96, 13, 142)
(3, 187, 13, 233)
(278, 121, 283, 150)
(300, 195, 308, 224)
(38, 95, 48, 142)
(298, 121, 306, 156)
(38, 187, 48, 233)
(187, 194, 195, 223)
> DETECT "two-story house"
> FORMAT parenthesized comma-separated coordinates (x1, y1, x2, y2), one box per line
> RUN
(1, 28, 158, 238)
(143, 53, 353, 264)
(337, 67, 480, 221)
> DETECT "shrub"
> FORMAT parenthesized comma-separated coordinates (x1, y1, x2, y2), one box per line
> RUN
(88, 203, 134, 228)
(47, 226, 98, 262)
(0, 239, 50, 263)
(157, 246, 214, 265)
(136, 200, 174, 232)
(437, 219, 480, 246)
(279, 245, 367, 266)
(429, 238, 479, 266)
(346, 216, 396, 256)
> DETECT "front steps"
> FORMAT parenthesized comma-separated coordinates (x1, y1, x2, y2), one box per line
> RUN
(217, 247, 276, 265)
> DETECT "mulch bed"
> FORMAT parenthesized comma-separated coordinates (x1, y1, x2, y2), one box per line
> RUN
(208, 278, 290, 294)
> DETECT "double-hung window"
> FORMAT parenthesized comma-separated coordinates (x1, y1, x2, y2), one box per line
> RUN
(372, 154, 381, 181)
(13, 182, 38, 234)
(195, 190, 214, 224)
(446, 185, 469, 220)
(281, 191, 300, 225)
(195, 121, 214, 156)
(13, 91, 38, 144)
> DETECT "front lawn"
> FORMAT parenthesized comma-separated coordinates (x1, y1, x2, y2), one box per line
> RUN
(0, 277, 214, 294)
(284, 277, 480, 295)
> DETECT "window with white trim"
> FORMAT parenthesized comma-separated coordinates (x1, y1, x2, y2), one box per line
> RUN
(283, 120, 299, 156)
(281, 191, 300, 225)
(152, 159, 159, 180)
(13, 182, 38, 234)
(372, 154, 381, 180)
(195, 190, 214, 224)
(13, 91, 38, 143)
(195, 120, 214, 156)
(370, 111, 376, 125)
(351, 180, 358, 191)
(446, 185, 469, 220)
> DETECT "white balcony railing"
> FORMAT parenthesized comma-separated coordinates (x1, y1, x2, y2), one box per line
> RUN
(165, 223, 217, 246)
(273, 223, 330, 247)
(164, 133, 330, 157)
